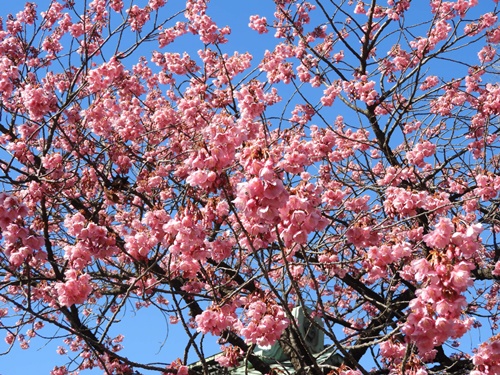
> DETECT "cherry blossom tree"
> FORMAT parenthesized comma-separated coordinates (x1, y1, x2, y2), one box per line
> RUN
(1, 0, 500, 374)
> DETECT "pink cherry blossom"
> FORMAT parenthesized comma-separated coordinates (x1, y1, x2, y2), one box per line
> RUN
(235, 296, 289, 347)
(249, 15, 268, 34)
(423, 217, 454, 249)
(1, 1, 500, 374)
(195, 304, 238, 336)
(126, 5, 150, 32)
(55, 270, 92, 307)
(473, 336, 500, 375)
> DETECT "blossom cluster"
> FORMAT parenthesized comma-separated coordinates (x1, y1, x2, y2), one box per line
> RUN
(472, 336, 500, 375)
(401, 220, 483, 357)
(55, 269, 93, 307)
(196, 296, 289, 348)
(233, 160, 289, 248)
(63, 213, 118, 268)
